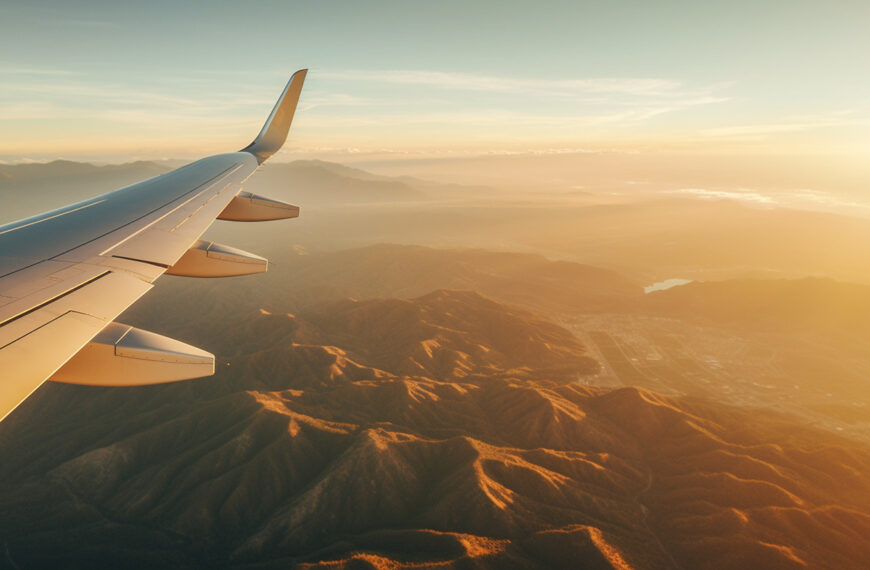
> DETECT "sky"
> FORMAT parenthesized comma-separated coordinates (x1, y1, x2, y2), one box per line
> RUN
(1, 0, 869, 164)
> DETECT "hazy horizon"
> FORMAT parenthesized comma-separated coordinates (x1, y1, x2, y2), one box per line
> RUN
(3, 1, 869, 167)
(5, 1, 869, 221)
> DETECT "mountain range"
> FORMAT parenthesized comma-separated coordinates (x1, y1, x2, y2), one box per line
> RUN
(2, 289, 869, 568)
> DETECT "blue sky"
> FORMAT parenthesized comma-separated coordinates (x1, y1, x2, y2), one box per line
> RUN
(1, 0, 868, 161)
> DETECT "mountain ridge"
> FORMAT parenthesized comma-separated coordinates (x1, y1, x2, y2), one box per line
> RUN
(1, 289, 869, 568)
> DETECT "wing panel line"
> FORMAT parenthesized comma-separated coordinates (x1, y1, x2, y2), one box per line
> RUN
(110, 255, 170, 269)
(0, 270, 111, 332)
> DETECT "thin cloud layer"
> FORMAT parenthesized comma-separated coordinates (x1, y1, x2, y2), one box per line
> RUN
(1, 66, 734, 156)
(321, 69, 697, 96)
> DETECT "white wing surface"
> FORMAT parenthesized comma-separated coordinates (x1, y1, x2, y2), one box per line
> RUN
(0, 69, 307, 422)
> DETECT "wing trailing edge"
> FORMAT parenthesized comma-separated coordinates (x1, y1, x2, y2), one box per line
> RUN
(241, 69, 308, 164)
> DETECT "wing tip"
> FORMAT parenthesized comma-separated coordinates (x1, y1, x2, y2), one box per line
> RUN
(242, 69, 308, 164)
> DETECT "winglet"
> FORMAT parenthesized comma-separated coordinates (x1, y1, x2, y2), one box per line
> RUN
(241, 69, 307, 164)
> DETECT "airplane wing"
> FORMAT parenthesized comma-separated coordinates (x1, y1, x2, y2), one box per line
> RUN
(0, 69, 308, 422)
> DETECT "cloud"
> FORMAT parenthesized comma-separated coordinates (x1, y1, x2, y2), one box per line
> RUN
(295, 107, 688, 138)
(53, 18, 118, 29)
(319, 69, 725, 100)
(785, 188, 870, 212)
(296, 92, 430, 112)
(703, 123, 827, 136)
(3, 82, 200, 109)
(1, 68, 732, 158)
(669, 187, 870, 218)
(0, 75, 263, 122)
(306, 69, 729, 133)
(672, 188, 776, 204)
(0, 67, 75, 76)
(702, 111, 863, 137)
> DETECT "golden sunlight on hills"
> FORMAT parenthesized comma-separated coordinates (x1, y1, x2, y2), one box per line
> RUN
(2, 290, 868, 568)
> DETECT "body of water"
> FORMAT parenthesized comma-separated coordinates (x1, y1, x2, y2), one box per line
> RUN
(644, 278, 693, 294)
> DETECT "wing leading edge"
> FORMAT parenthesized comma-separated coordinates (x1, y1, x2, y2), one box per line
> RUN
(0, 70, 308, 422)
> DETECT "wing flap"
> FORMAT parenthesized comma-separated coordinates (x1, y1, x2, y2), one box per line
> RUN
(0, 271, 152, 420)
(0, 311, 107, 421)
